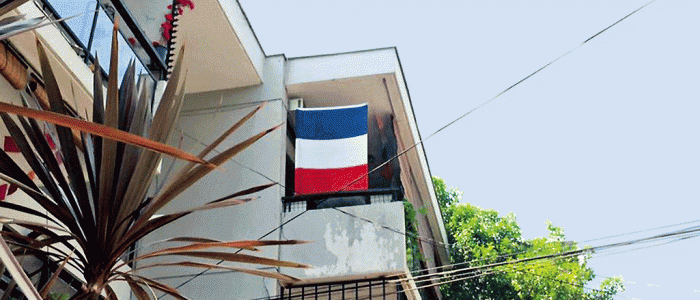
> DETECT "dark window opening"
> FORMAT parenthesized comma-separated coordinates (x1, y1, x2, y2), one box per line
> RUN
(285, 155, 295, 197)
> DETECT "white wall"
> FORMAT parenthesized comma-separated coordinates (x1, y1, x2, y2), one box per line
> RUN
(218, 0, 266, 79)
(286, 48, 397, 85)
(137, 55, 289, 300)
(280, 202, 406, 280)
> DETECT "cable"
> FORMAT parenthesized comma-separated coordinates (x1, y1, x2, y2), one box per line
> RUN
(509, 269, 635, 300)
(180, 99, 282, 117)
(165, 123, 700, 290)
(396, 218, 700, 280)
(581, 218, 700, 243)
(147, 221, 699, 300)
(178, 130, 284, 190)
(331, 206, 450, 248)
(591, 232, 700, 260)
(179, 123, 457, 250)
(256, 257, 591, 300)
(249, 224, 698, 300)
(166, 0, 659, 294)
(249, 224, 697, 300)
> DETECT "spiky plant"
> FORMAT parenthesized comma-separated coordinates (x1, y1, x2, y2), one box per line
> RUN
(0, 22, 306, 300)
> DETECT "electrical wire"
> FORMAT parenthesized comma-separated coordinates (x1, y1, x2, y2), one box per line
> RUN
(178, 130, 283, 188)
(180, 99, 282, 117)
(253, 257, 596, 300)
(165, 0, 660, 294)
(245, 224, 699, 300)
(170, 127, 700, 292)
(581, 218, 700, 243)
(148, 220, 696, 299)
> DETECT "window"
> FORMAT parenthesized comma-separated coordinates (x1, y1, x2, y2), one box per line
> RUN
(37, 0, 166, 81)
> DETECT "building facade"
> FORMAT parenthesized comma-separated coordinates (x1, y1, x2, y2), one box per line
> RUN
(0, 1, 448, 299)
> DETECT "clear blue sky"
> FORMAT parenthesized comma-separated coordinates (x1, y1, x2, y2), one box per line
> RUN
(237, 0, 699, 299)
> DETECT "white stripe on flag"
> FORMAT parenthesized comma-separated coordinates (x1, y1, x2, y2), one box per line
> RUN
(295, 134, 367, 169)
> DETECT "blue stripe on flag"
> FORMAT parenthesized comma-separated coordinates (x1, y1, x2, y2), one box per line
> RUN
(295, 104, 368, 140)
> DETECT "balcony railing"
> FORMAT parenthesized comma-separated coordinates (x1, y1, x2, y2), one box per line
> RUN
(282, 188, 402, 213)
(280, 277, 406, 300)
(280, 189, 406, 281)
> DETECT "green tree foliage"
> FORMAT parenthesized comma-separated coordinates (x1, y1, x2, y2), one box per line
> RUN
(433, 177, 624, 300)
(404, 200, 423, 270)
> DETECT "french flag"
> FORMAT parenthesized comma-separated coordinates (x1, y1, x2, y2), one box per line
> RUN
(295, 103, 368, 195)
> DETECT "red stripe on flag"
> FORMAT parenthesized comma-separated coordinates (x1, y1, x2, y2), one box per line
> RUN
(295, 164, 368, 195)
(3, 136, 20, 153)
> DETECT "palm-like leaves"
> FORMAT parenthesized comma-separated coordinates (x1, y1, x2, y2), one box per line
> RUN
(0, 21, 303, 299)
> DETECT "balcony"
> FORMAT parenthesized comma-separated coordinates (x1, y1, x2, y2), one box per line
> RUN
(280, 189, 406, 283)
(282, 188, 402, 212)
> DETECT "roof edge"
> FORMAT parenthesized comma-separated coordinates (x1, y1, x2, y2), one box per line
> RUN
(287, 46, 397, 60)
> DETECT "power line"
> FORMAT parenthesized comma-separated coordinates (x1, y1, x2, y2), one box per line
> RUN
(178, 124, 457, 251)
(591, 232, 700, 260)
(180, 99, 282, 117)
(249, 253, 601, 300)
(278, 224, 700, 299)
(386, 218, 700, 281)
(581, 219, 700, 243)
(145, 220, 697, 299)
(250, 259, 564, 300)
(178, 130, 284, 190)
(167, 0, 659, 293)
(247, 224, 698, 300)
(178, 110, 700, 268)
(168, 126, 700, 294)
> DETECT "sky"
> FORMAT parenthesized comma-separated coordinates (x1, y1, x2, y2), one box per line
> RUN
(235, 0, 700, 299)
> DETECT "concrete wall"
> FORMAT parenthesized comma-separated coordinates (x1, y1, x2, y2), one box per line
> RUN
(219, 0, 267, 78)
(137, 55, 289, 300)
(280, 202, 406, 280)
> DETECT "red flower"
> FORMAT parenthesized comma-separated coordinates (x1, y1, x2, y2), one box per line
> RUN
(127, 37, 136, 45)
(165, 13, 174, 22)
(152, 41, 161, 47)
(176, 0, 195, 10)
(161, 21, 173, 40)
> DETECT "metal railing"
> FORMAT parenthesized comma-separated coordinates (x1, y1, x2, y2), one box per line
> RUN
(282, 188, 402, 213)
(279, 278, 406, 300)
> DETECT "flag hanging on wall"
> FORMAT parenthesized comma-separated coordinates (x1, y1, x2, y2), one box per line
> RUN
(294, 103, 368, 195)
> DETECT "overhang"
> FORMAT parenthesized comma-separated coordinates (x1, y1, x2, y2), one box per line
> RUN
(285, 48, 450, 266)
(165, 0, 262, 93)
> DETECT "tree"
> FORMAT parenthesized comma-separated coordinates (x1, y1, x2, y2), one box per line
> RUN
(433, 177, 624, 300)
